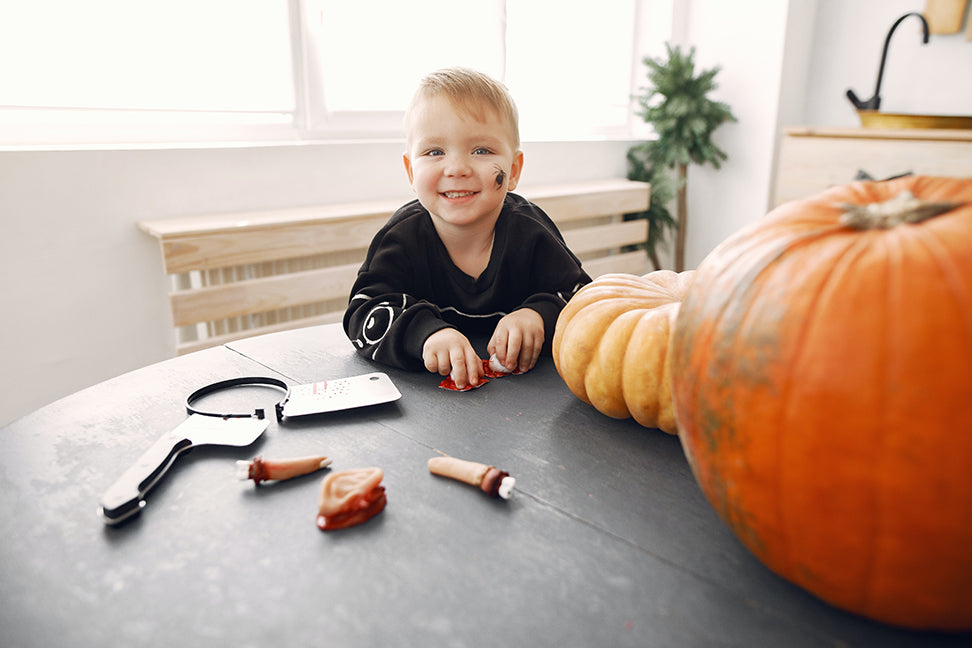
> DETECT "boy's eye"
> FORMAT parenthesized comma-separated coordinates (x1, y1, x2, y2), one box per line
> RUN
(424, 148, 443, 157)
(473, 147, 493, 155)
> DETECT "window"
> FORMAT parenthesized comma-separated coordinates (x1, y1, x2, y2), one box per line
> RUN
(0, 0, 668, 147)
(313, 1, 505, 113)
(506, 0, 637, 140)
(0, 0, 297, 145)
(298, 0, 506, 137)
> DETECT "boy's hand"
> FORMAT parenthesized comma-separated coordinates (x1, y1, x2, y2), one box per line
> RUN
(423, 328, 485, 389)
(488, 308, 544, 374)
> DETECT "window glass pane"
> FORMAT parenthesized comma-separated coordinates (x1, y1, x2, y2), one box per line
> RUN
(0, 0, 294, 112)
(506, 0, 636, 139)
(313, 0, 504, 113)
(1, 0, 663, 146)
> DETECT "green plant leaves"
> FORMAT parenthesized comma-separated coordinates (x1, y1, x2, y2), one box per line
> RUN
(626, 42, 737, 269)
(634, 43, 736, 169)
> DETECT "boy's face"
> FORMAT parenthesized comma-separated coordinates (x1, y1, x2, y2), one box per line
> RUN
(404, 95, 523, 232)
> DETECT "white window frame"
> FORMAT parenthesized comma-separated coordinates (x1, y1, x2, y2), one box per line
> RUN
(291, 0, 509, 141)
(0, 0, 672, 148)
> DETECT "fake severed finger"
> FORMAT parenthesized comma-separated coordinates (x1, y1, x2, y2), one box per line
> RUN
(236, 455, 332, 485)
(428, 456, 515, 499)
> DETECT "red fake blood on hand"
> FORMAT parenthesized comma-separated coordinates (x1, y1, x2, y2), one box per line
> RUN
(438, 375, 484, 391)
(438, 358, 520, 391)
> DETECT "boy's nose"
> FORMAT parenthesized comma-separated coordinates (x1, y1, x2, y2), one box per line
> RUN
(444, 155, 472, 177)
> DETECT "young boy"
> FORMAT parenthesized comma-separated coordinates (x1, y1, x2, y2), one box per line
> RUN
(343, 67, 590, 389)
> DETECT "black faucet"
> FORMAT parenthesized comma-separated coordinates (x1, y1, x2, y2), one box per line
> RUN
(846, 12, 930, 112)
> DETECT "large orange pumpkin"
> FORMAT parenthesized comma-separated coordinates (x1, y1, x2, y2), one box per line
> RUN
(553, 270, 694, 434)
(671, 176, 972, 630)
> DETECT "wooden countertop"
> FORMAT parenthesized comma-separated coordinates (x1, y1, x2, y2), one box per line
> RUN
(783, 126, 972, 142)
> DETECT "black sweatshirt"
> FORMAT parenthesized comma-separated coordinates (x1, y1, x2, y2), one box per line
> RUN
(343, 193, 591, 370)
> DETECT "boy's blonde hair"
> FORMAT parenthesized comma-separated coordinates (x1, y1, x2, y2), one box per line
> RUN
(405, 67, 520, 150)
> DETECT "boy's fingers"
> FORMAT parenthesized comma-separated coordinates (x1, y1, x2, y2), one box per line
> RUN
(466, 354, 484, 386)
(521, 345, 540, 372)
(448, 345, 483, 388)
(448, 348, 466, 387)
(503, 329, 522, 371)
(488, 329, 507, 360)
(519, 332, 543, 372)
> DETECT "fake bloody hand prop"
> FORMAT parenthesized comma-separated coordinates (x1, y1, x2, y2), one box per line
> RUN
(237, 455, 332, 485)
(428, 456, 515, 499)
(317, 467, 386, 531)
(438, 354, 521, 391)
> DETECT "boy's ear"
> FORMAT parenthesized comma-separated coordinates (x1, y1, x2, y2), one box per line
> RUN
(403, 153, 415, 187)
(507, 151, 524, 192)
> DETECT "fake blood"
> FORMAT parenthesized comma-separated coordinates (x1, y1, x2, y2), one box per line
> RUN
(438, 358, 520, 391)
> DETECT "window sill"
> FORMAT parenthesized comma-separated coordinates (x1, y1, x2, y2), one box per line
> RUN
(1, 133, 648, 154)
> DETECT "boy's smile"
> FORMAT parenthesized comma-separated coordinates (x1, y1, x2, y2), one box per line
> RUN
(404, 95, 523, 233)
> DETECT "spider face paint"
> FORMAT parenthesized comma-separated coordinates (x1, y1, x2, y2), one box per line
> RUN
(493, 164, 506, 189)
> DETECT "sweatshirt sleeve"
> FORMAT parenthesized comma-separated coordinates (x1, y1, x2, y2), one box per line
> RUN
(505, 197, 591, 351)
(519, 262, 589, 352)
(342, 212, 451, 370)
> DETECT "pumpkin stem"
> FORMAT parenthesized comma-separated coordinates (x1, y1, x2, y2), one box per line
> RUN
(838, 191, 963, 230)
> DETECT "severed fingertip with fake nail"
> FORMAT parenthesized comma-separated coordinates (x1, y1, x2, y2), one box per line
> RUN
(428, 455, 515, 499)
(237, 455, 332, 485)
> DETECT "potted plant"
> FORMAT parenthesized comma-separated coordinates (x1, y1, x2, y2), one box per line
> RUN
(625, 143, 676, 271)
(629, 43, 736, 271)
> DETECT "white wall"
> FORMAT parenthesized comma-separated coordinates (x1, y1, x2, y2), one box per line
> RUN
(805, 0, 972, 127)
(671, 0, 798, 269)
(3, 0, 971, 426)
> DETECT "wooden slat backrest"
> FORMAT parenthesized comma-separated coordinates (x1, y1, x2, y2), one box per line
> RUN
(169, 263, 361, 327)
(144, 210, 397, 274)
(528, 180, 652, 223)
(139, 179, 650, 354)
(563, 220, 647, 255)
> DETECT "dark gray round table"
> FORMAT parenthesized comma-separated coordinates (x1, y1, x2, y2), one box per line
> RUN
(1, 324, 967, 647)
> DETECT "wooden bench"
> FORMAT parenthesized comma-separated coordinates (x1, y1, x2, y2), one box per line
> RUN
(138, 178, 650, 354)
